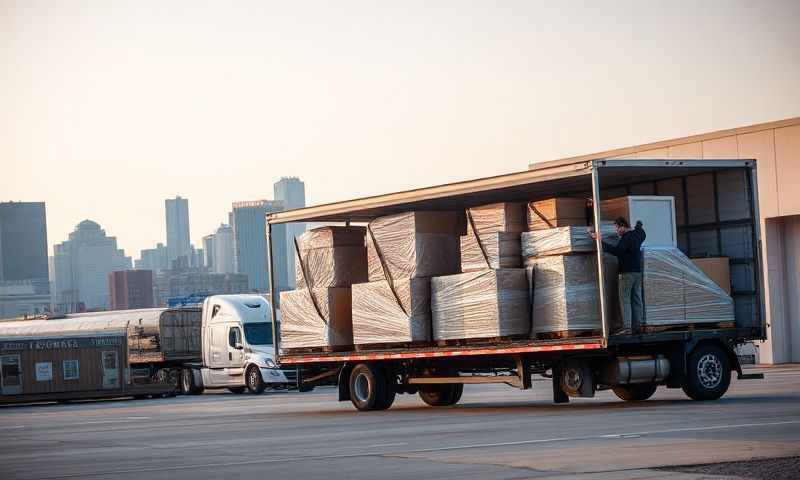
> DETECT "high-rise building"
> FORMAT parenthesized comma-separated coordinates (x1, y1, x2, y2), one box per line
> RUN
(53, 220, 132, 311)
(165, 196, 190, 267)
(108, 270, 154, 310)
(210, 224, 236, 274)
(231, 200, 285, 293)
(202, 234, 215, 270)
(136, 242, 169, 272)
(0, 202, 49, 283)
(274, 177, 306, 289)
(0, 202, 51, 318)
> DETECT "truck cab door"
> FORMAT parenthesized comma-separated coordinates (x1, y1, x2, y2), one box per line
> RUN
(209, 324, 229, 368)
(228, 326, 244, 366)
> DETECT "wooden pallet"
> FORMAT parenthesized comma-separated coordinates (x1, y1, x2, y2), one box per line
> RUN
(282, 345, 353, 355)
(535, 329, 601, 340)
(434, 334, 528, 347)
(354, 341, 431, 352)
(640, 321, 735, 334)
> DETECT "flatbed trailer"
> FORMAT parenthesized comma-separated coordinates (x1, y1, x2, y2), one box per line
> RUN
(267, 159, 766, 411)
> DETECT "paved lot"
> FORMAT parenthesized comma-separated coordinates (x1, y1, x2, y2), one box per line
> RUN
(1, 364, 798, 480)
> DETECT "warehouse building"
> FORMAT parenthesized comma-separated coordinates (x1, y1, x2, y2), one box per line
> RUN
(534, 117, 800, 364)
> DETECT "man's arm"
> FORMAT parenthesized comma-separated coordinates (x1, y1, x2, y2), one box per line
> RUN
(602, 235, 628, 256)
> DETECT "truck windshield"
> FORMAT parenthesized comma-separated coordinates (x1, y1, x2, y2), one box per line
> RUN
(243, 322, 273, 345)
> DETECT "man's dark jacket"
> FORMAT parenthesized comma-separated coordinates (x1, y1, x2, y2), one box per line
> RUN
(602, 225, 646, 273)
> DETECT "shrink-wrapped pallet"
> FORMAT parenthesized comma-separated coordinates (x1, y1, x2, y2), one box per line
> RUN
(461, 232, 522, 271)
(279, 287, 353, 350)
(521, 223, 617, 260)
(530, 254, 619, 337)
(527, 198, 588, 231)
(294, 226, 368, 289)
(431, 269, 530, 341)
(467, 203, 526, 234)
(643, 248, 734, 326)
(351, 278, 431, 345)
(367, 211, 466, 282)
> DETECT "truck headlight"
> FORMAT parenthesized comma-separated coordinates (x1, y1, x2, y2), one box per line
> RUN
(264, 358, 276, 369)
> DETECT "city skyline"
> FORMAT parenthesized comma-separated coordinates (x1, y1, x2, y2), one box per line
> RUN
(3, 2, 798, 259)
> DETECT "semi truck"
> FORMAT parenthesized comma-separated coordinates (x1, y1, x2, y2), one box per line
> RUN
(0, 294, 291, 403)
(266, 159, 765, 411)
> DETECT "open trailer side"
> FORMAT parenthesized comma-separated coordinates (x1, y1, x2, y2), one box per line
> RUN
(267, 159, 766, 411)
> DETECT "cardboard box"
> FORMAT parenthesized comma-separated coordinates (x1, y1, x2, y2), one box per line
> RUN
(527, 198, 588, 231)
(643, 248, 734, 326)
(351, 278, 431, 345)
(431, 269, 530, 340)
(367, 211, 465, 282)
(460, 232, 521, 271)
(279, 287, 353, 350)
(691, 257, 731, 295)
(521, 223, 617, 261)
(529, 253, 619, 336)
(295, 226, 368, 288)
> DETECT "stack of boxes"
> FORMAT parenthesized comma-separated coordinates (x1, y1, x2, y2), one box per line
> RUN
(521, 198, 620, 338)
(351, 211, 466, 346)
(279, 227, 368, 351)
(431, 203, 530, 342)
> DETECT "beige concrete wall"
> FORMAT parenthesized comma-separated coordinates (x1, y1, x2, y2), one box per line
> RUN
(536, 117, 800, 364)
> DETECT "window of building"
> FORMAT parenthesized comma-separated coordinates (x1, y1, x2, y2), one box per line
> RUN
(63, 359, 79, 380)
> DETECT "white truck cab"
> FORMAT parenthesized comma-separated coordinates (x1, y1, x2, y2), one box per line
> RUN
(181, 294, 289, 394)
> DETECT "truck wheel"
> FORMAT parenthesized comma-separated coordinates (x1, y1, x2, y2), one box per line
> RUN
(419, 384, 463, 407)
(376, 367, 397, 410)
(246, 366, 266, 394)
(228, 387, 247, 394)
(349, 363, 390, 411)
(181, 368, 204, 395)
(612, 383, 658, 401)
(683, 343, 731, 401)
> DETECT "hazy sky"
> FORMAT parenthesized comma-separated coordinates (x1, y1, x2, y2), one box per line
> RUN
(2, 1, 799, 258)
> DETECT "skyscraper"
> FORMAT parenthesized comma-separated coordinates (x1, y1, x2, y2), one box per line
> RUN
(135, 243, 168, 272)
(165, 196, 190, 267)
(202, 234, 215, 270)
(274, 177, 306, 289)
(0, 202, 50, 319)
(211, 224, 236, 274)
(53, 220, 132, 311)
(0, 202, 49, 283)
(231, 200, 285, 293)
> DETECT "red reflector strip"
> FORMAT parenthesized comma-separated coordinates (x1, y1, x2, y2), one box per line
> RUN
(279, 342, 604, 364)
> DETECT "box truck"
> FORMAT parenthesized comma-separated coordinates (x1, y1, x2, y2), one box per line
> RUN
(266, 159, 765, 411)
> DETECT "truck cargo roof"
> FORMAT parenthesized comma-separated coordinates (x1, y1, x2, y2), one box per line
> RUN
(267, 159, 754, 224)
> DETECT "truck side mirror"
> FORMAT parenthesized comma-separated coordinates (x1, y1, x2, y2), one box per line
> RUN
(234, 342, 244, 350)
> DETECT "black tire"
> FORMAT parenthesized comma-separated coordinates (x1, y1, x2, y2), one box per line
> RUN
(613, 383, 658, 402)
(682, 343, 731, 401)
(376, 367, 397, 410)
(246, 366, 266, 394)
(349, 363, 391, 411)
(181, 368, 204, 395)
(419, 384, 463, 407)
(228, 386, 247, 394)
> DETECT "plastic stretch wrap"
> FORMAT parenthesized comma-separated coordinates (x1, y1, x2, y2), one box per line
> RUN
(521, 223, 617, 260)
(467, 203, 526, 234)
(351, 278, 431, 344)
(530, 254, 619, 336)
(295, 227, 368, 289)
(527, 198, 588, 231)
(431, 269, 530, 340)
(279, 287, 353, 349)
(643, 248, 734, 326)
(461, 232, 522, 271)
(366, 211, 465, 282)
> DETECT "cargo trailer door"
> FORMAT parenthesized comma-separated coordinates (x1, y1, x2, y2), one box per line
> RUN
(101, 350, 120, 389)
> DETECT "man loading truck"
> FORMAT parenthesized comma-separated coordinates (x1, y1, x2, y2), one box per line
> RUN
(589, 217, 646, 335)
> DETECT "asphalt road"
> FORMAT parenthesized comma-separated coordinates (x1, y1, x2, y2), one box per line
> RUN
(1, 365, 798, 480)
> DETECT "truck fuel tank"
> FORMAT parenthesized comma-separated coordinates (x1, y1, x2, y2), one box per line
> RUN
(599, 355, 670, 386)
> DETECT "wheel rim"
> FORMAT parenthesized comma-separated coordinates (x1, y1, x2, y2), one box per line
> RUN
(353, 372, 371, 403)
(564, 368, 582, 392)
(249, 368, 259, 388)
(182, 371, 190, 391)
(697, 353, 723, 389)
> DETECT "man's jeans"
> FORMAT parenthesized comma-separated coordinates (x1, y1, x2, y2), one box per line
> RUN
(618, 272, 643, 331)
